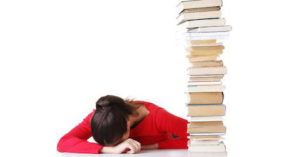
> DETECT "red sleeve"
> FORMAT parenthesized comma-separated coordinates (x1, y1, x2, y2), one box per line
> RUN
(57, 110, 103, 154)
(155, 108, 188, 149)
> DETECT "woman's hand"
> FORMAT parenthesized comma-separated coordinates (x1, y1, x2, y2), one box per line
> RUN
(101, 138, 141, 154)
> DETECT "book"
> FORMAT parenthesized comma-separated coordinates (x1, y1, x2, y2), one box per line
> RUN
(187, 152, 227, 157)
(185, 31, 230, 37)
(188, 135, 223, 141)
(177, 10, 221, 24)
(186, 92, 224, 104)
(189, 74, 224, 78)
(188, 142, 226, 152)
(178, 18, 226, 29)
(188, 67, 227, 76)
(186, 45, 224, 56)
(188, 105, 226, 116)
(188, 45, 224, 50)
(187, 50, 222, 57)
(186, 42, 223, 47)
(187, 81, 222, 86)
(182, 6, 221, 13)
(188, 55, 219, 62)
(188, 116, 224, 122)
(177, 0, 223, 13)
(189, 132, 225, 136)
(187, 84, 225, 92)
(189, 140, 222, 145)
(188, 60, 224, 68)
(189, 77, 223, 82)
(188, 121, 226, 133)
(188, 25, 232, 33)
(186, 39, 217, 46)
(184, 31, 230, 40)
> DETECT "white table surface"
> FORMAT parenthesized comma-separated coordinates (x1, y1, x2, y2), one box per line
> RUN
(60, 150, 227, 157)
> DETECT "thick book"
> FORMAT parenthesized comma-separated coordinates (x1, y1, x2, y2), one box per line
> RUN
(178, 18, 226, 29)
(188, 121, 226, 133)
(184, 31, 230, 40)
(177, 0, 223, 13)
(187, 152, 227, 157)
(188, 66, 227, 76)
(186, 45, 224, 56)
(187, 55, 219, 62)
(188, 105, 226, 116)
(185, 31, 230, 37)
(177, 10, 221, 24)
(187, 50, 222, 57)
(187, 84, 225, 92)
(186, 92, 224, 104)
(188, 142, 226, 152)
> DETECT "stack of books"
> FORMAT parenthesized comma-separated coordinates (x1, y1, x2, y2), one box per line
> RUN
(176, 0, 231, 155)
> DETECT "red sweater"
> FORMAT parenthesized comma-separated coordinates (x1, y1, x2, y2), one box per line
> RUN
(57, 101, 188, 154)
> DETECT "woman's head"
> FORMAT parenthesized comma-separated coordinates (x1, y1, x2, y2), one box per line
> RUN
(91, 95, 137, 146)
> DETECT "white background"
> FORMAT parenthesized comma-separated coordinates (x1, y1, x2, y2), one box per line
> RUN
(1, 0, 300, 157)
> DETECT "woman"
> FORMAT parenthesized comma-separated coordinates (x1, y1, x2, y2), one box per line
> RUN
(57, 95, 188, 154)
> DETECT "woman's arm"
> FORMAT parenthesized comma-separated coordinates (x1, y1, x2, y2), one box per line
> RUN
(57, 111, 142, 154)
(102, 138, 141, 154)
(57, 110, 103, 154)
(141, 143, 159, 150)
(155, 108, 188, 149)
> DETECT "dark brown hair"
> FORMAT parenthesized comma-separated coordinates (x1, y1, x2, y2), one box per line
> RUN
(91, 95, 139, 145)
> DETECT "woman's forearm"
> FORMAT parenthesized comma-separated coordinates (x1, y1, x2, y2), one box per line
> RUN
(101, 146, 116, 153)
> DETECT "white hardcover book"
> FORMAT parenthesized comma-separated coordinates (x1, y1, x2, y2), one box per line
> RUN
(177, 11, 221, 24)
(178, 18, 226, 29)
(188, 116, 224, 122)
(188, 142, 226, 152)
(177, 0, 223, 13)
(176, 35, 226, 47)
(188, 25, 232, 33)
(188, 135, 224, 141)
(189, 140, 222, 145)
(187, 152, 227, 157)
(184, 32, 230, 40)
(185, 31, 230, 37)
(188, 67, 227, 75)
(187, 85, 225, 92)
(187, 81, 222, 86)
